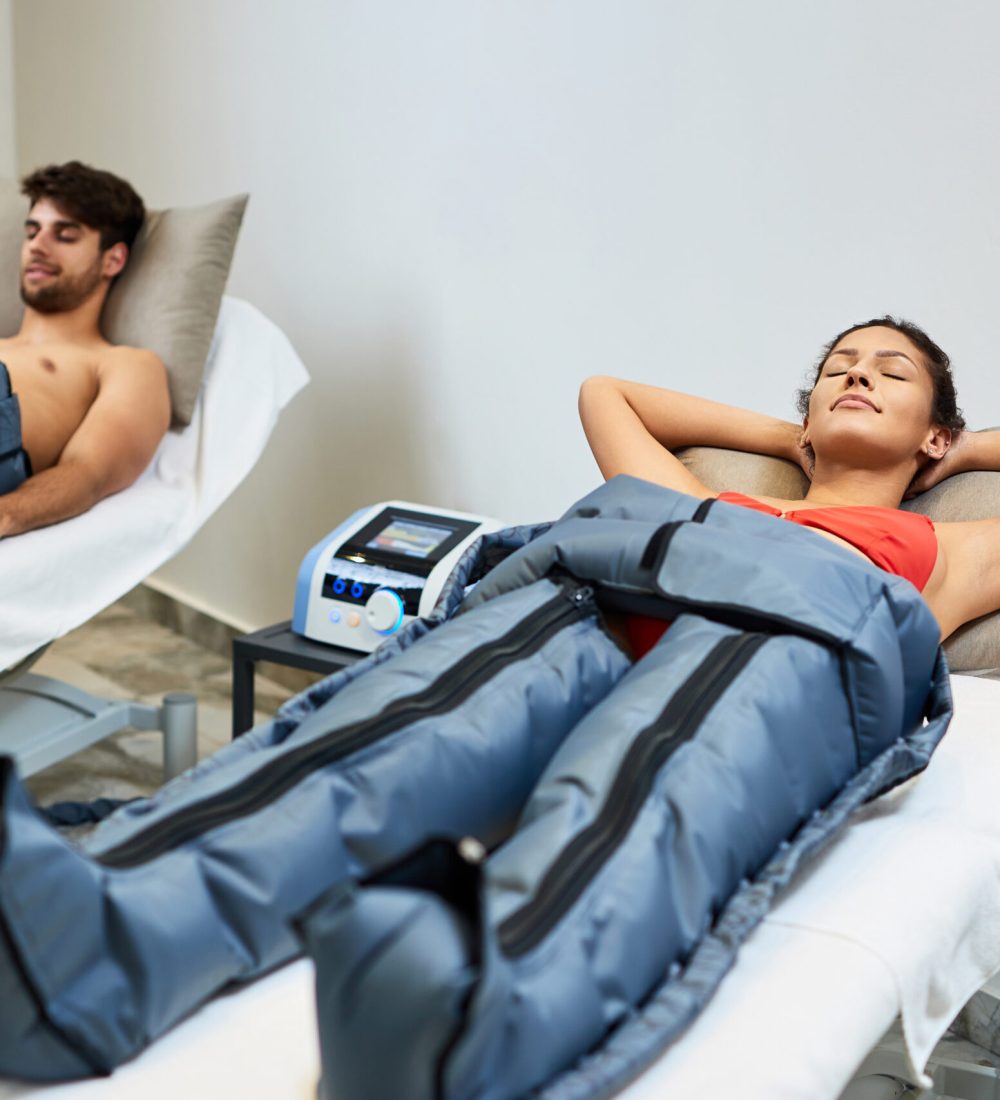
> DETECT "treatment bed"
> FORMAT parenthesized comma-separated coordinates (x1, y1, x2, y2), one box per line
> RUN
(1, 437, 997, 1098)
(0, 670, 994, 1100)
(0, 295, 308, 777)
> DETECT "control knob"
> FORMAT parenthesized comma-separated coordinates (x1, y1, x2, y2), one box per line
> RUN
(365, 588, 405, 634)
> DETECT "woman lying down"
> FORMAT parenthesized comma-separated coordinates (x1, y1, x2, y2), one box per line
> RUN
(294, 320, 959, 1100)
(579, 315, 999, 651)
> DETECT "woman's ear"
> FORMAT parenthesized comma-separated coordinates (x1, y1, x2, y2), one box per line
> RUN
(800, 418, 810, 447)
(922, 425, 952, 460)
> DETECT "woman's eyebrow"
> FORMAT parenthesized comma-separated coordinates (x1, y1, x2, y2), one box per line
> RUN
(827, 348, 917, 368)
(874, 349, 918, 368)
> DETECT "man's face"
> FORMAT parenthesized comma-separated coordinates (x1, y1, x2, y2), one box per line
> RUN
(20, 198, 108, 314)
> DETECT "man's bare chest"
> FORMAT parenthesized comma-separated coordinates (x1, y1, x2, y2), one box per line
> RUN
(0, 342, 100, 409)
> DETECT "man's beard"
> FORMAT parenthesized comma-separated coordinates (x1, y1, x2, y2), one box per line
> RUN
(20, 255, 104, 314)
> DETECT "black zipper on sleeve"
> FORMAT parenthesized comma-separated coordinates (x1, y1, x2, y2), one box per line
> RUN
(640, 522, 684, 570)
(497, 631, 767, 959)
(641, 499, 714, 572)
(98, 582, 597, 870)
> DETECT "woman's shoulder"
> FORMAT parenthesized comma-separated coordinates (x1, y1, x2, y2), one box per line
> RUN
(932, 516, 1000, 566)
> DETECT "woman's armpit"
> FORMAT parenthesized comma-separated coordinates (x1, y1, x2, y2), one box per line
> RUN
(929, 519, 1000, 636)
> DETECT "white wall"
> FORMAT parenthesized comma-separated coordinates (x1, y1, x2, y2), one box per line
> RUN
(10, 1, 1000, 628)
(0, 0, 15, 176)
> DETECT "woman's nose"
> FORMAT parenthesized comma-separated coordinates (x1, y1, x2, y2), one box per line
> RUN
(846, 363, 873, 388)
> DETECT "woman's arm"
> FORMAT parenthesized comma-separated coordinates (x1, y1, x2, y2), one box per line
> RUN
(578, 376, 805, 496)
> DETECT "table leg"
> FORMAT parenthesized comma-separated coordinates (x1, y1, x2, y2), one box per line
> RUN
(232, 653, 256, 738)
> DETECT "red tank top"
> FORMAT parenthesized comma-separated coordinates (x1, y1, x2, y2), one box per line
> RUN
(626, 492, 937, 659)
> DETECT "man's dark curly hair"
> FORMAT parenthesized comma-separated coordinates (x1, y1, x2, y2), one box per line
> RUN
(795, 315, 965, 433)
(21, 161, 145, 252)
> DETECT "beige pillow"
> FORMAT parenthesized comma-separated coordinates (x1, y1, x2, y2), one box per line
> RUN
(678, 443, 1000, 673)
(0, 182, 247, 425)
(678, 446, 809, 500)
(0, 179, 26, 337)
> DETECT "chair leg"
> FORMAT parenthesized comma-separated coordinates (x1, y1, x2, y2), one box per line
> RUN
(160, 693, 198, 779)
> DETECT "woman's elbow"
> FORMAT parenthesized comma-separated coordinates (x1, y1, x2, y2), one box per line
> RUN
(578, 375, 623, 419)
(579, 375, 622, 396)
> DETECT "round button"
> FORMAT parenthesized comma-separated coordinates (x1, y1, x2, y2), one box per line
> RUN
(328, 608, 342, 624)
(365, 588, 405, 635)
(351, 581, 365, 600)
(347, 612, 361, 628)
(332, 577, 346, 595)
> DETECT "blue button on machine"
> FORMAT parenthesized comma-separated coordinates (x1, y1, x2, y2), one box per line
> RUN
(351, 581, 365, 600)
(332, 577, 346, 595)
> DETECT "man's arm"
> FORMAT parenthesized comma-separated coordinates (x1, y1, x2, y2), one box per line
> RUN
(0, 349, 170, 537)
(578, 375, 805, 497)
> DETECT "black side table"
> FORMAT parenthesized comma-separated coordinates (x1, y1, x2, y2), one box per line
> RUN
(231, 620, 362, 737)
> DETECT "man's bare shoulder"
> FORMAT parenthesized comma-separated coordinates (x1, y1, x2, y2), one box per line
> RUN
(98, 342, 166, 376)
(94, 344, 171, 430)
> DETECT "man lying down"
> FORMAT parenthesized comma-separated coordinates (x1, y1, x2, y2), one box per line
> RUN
(0, 161, 169, 535)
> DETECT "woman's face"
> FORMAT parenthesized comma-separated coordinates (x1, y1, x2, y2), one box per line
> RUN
(804, 325, 947, 468)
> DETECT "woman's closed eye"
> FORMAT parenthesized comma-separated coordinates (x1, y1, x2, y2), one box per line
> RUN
(824, 370, 906, 381)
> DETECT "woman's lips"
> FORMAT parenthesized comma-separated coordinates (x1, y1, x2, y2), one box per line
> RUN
(833, 395, 878, 411)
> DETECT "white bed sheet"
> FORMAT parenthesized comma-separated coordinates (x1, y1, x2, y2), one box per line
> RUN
(0, 296, 309, 672)
(0, 673, 996, 1100)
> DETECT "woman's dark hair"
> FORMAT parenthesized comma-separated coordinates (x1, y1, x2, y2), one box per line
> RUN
(795, 316, 966, 432)
(21, 161, 145, 252)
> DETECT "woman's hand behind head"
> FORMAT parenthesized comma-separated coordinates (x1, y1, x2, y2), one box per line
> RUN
(794, 432, 815, 482)
(905, 430, 968, 499)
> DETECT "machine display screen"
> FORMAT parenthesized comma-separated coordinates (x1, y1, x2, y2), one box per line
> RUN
(366, 517, 453, 560)
(333, 506, 482, 578)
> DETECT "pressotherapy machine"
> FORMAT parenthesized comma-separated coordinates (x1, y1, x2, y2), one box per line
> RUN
(292, 501, 503, 652)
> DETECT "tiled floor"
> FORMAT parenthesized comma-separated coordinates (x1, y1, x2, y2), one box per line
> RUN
(22, 600, 301, 813)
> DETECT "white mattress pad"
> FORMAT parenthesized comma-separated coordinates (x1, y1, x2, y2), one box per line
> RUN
(0, 297, 309, 671)
(0, 673, 996, 1099)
